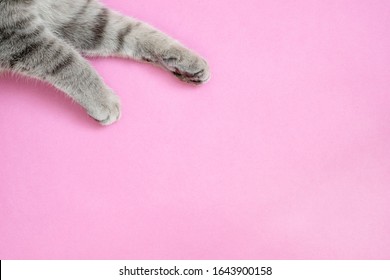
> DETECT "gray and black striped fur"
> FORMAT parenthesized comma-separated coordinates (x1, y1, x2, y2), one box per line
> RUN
(0, 0, 210, 125)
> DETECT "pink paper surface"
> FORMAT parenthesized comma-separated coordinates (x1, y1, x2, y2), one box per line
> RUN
(1, 0, 390, 259)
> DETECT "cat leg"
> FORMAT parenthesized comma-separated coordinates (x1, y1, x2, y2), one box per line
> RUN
(55, 4, 210, 84)
(3, 28, 120, 125)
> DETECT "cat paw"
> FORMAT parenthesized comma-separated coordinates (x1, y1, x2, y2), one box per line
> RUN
(87, 94, 121, 126)
(161, 46, 210, 85)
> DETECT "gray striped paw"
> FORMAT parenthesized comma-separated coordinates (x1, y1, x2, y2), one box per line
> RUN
(87, 93, 121, 126)
(161, 46, 210, 85)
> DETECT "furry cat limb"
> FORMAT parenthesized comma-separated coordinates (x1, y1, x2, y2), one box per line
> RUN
(0, 0, 210, 125)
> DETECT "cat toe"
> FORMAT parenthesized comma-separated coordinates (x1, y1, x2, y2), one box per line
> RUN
(173, 59, 210, 84)
(96, 103, 121, 125)
(162, 47, 210, 85)
(88, 95, 121, 126)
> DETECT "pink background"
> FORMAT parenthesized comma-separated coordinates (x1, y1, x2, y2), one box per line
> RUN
(1, 0, 390, 259)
